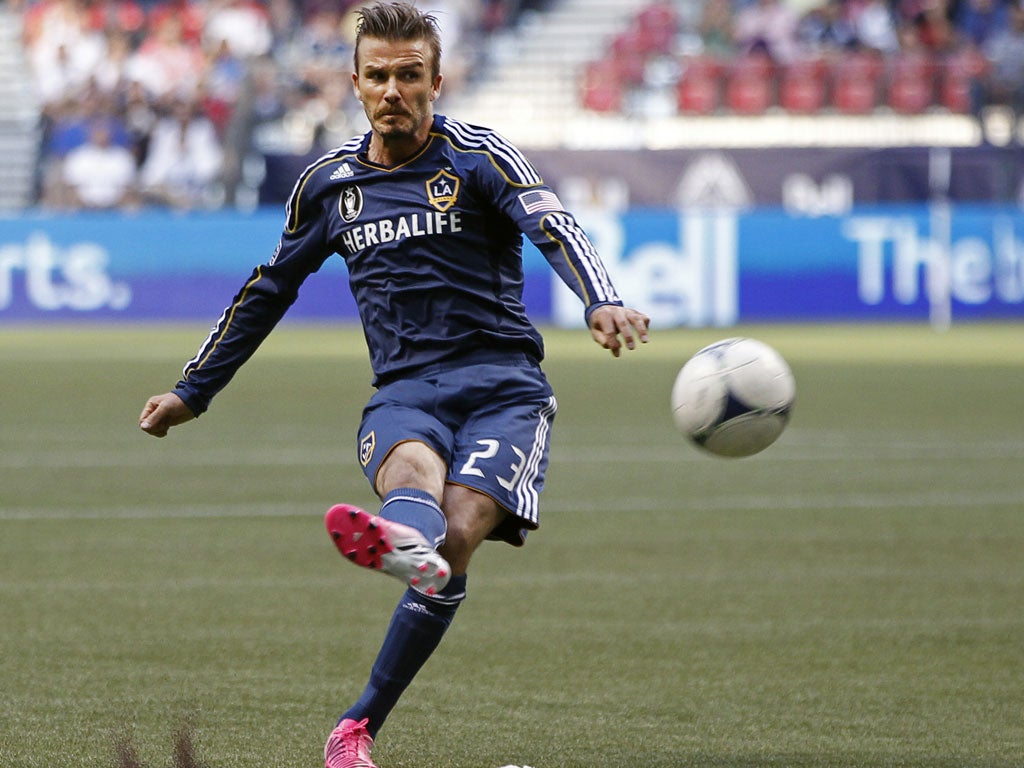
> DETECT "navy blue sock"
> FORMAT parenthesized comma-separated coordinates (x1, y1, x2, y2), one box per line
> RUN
(341, 575, 468, 738)
(379, 487, 447, 548)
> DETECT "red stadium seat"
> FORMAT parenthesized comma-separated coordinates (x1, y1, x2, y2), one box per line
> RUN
(831, 50, 883, 114)
(635, 1, 678, 56)
(939, 48, 989, 113)
(779, 57, 828, 114)
(580, 60, 624, 112)
(610, 28, 650, 85)
(725, 54, 776, 115)
(887, 53, 937, 114)
(676, 56, 722, 114)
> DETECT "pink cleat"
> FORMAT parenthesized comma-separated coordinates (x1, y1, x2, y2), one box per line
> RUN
(325, 504, 451, 596)
(324, 718, 377, 768)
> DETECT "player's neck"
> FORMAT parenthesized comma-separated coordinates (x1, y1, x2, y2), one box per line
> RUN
(366, 132, 430, 167)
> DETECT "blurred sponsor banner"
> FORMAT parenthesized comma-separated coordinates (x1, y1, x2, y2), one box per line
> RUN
(552, 204, 1024, 326)
(263, 146, 1024, 210)
(1, 206, 1022, 324)
(0, 210, 354, 321)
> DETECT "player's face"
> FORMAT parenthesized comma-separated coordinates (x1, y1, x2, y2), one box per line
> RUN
(353, 36, 441, 152)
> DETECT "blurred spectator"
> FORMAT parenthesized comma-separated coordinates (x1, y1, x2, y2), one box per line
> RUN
(122, 79, 159, 164)
(698, 0, 737, 57)
(733, 0, 801, 63)
(91, 29, 134, 96)
(798, 0, 857, 55)
(128, 14, 206, 102)
(955, 0, 1009, 47)
(84, 0, 147, 41)
(56, 118, 139, 209)
(26, 0, 107, 106)
(850, 0, 901, 54)
(147, 0, 207, 45)
(912, 0, 959, 54)
(978, 0, 1024, 114)
(203, 0, 273, 59)
(139, 98, 224, 209)
(201, 37, 248, 135)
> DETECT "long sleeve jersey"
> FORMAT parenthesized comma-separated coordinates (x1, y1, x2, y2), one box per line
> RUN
(174, 114, 622, 416)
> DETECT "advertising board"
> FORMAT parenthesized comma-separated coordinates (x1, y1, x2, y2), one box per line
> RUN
(1, 206, 1021, 324)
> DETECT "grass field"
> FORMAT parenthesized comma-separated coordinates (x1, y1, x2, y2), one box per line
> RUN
(1, 322, 1022, 768)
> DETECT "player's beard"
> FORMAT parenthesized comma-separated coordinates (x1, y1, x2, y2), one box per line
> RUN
(372, 99, 431, 143)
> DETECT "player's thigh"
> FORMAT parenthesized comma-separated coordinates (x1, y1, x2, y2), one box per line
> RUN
(448, 374, 557, 522)
(357, 380, 455, 497)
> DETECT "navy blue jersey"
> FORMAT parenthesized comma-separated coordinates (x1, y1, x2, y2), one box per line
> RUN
(174, 114, 622, 415)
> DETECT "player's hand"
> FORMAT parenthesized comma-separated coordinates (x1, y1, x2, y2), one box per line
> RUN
(588, 304, 650, 358)
(139, 392, 195, 438)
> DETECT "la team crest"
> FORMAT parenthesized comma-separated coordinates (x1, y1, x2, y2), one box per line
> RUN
(426, 170, 459, 212)
(359, 431, 376, 467)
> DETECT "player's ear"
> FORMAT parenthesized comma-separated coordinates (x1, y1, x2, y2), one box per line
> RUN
(430, 73, 443, 101)
(352, 71, 361, 100)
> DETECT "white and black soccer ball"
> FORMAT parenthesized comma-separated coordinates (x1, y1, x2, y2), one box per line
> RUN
(671, 337, 795, 458)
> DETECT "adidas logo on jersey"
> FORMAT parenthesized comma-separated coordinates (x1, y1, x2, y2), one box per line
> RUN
(330, 163, 354, 180)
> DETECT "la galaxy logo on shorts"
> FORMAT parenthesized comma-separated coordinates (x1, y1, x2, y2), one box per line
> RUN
(359, 430, 375, 467)
(339, 185, 363, 222)
(426, 169, 459, 212)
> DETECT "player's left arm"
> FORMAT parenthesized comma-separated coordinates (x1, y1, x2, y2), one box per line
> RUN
(476, 148, 649, 355)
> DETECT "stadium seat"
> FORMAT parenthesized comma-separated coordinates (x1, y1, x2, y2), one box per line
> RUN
(635, 1, 679, 56)
(831, 50, 884, 114)
(939, 48, 989, 114)
(610, 28, 650, 85)
(724, 54, 776, 115)
(676, 56, 722, 114)
(779, 57, 828, 114)
(887, 53, 937, 114)
(580, 60, 625, 112)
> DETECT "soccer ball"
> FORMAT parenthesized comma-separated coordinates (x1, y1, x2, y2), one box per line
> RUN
(671, 337, 795, 458)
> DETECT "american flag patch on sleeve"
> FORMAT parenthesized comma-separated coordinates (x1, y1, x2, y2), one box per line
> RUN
(518, 189, 564, 215)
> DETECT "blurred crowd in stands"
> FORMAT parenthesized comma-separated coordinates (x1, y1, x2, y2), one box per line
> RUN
(582, 0, 1024, 121)
(16, 0, 539, 211)
(17, 0, 1024, 212)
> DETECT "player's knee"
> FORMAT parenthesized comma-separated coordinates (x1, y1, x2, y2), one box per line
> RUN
(438, 522, 478, 575)
(375, 441, 446, 500)
(438, 489, 505, 575)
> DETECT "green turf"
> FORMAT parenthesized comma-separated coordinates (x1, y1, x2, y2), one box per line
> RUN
(1, 323, 1022, 767)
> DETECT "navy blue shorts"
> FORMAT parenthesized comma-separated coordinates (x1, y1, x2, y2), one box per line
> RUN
(357, 355, 557, 546)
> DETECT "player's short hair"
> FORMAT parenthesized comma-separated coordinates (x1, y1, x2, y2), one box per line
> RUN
(354, 2, 443, 79)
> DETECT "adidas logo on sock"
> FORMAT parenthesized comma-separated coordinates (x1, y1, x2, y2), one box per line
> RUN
(401, 601, 433, 615)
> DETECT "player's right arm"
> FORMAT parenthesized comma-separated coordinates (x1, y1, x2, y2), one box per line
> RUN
(138, 162, 335, 436)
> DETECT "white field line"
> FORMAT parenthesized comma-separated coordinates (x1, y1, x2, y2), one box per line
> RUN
(2, 488, 1024, 521)
(2, 439, 1024, 469)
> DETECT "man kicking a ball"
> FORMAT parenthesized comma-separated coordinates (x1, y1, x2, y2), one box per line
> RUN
(138, 3, 649, 766)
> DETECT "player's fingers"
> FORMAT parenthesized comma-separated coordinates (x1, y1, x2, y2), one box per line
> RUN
(139, 399, 160, 431)
(138, 397, 160, 425)
(591, 317, 622, 356)
(139, 395, 180, 437)
(629, 310, 651, 343)
(612, 309, 650, 353)
(139, 405, 169, 437)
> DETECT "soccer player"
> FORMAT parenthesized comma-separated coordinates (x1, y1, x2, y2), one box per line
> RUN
(138, 3, 650, 767)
